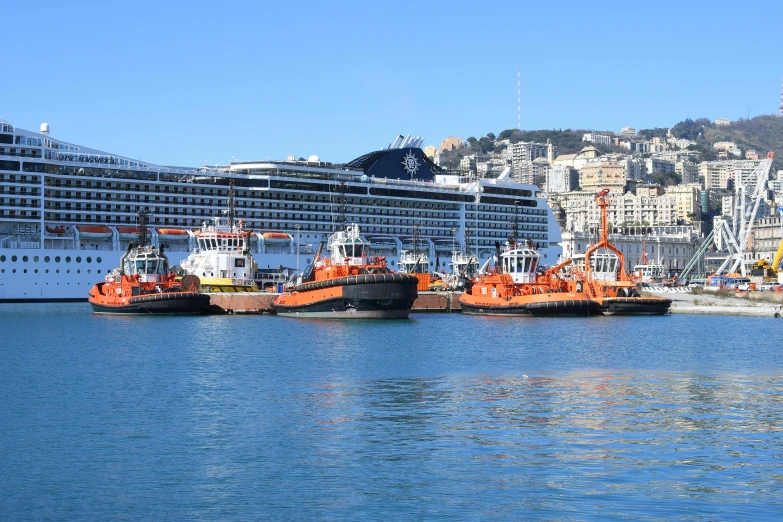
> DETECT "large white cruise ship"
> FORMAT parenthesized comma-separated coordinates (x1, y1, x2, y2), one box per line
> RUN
(0, 119, 562, 301)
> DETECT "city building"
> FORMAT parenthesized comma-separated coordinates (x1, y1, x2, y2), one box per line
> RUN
(459, 154, 488, 175)
(561, 225, 701, 273)
(645, 158, 676, 175)
(751, 214, 783, 264)
(476, 158, 509, 178)
(653, 150, 700, 163)
(665, 183, 702, 223)
(423, 145, 437, 158)
(636, 184, 663, 197)
(700, 159, 763, 190)
(624, 158, 644, 181)
(676, 161, 700, 184)
(768, 170, 783, 205)
(667, 137, 694, 149)
(713, 141, 735, 151)
(439, 136, 463, 152)
(618, 126, 637, 139)
(580, 157, 628, 194)
(564, 192, 678, 233)
(649, 137, 667, 153)
(508, 141, 554, 164)
(745, 149, 759, 160)
(512, 158, 550, 186)
(721, 195, 734, 216)
(508, 141, 557, 179)
(554, 145, 598, 171)
(582, 133, 612, 146)
(715, 118, 731, 126)
(617, 139, 650, 154)
(543, 165, 579, 194)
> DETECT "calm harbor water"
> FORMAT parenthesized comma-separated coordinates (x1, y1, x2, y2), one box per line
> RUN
(2, 304, 782, 520)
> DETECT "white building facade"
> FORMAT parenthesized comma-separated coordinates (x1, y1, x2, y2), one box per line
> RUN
(561, 225, 702, 273)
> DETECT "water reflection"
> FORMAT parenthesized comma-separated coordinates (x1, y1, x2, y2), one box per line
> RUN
(4, 309, 783, 519)
(301, 371, 783, 514)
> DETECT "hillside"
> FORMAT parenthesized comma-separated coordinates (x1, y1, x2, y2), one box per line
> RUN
(438, 128, 615, 169)
(701, 115, 783, 170)
(437, 114, 783, 172)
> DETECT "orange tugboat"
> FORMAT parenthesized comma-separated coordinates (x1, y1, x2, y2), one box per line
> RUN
(273, 224, 419, 318)
(459, 240, 599, 316)
(460, 203, 598, 316)
(552, 189, 671, 315)
(88, 212, 210, 315)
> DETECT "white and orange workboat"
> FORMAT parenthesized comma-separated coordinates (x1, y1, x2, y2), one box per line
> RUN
(273, 224, 419, 319)
(551, 189, 671, 315)
(178, 185, 258, 293)
(459, 240, 599, 316)
(88, 215, 210, 315)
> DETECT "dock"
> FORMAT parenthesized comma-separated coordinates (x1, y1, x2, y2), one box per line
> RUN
(206, 291, 463, 314)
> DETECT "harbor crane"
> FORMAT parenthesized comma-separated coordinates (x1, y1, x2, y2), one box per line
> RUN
(681, 152, 774, 279)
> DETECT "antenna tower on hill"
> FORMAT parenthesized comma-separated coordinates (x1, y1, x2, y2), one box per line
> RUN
(517, 64, 521, 130)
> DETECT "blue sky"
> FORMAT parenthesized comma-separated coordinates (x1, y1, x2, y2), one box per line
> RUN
(3, 1, 781, 166)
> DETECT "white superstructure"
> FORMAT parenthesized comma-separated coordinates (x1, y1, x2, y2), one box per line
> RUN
(0, 119, 562, 301)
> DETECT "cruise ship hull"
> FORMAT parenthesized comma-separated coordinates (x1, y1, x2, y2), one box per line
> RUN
(0, 247, 123, 302)
(0, 121, 563, 301)
(0, 247, 294, 302)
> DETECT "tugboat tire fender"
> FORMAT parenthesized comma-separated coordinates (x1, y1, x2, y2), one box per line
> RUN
(294, 273, 418, 293)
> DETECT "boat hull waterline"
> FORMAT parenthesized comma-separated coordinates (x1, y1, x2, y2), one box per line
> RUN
(274, 273, 418, 319)
(89, 289, 211, 315)
(460, 296, 600, 316)
(598, 297, 672, 316)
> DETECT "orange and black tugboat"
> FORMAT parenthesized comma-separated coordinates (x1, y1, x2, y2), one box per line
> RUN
(553, 189, 671, 315)
(459, 240, 599, 316)
(459, 205, 599, 316)
(88, 211, 211, 315)
(273, 224, 419, 318)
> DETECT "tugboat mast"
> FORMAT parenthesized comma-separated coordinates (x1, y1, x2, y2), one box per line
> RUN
(227, 181, 236, 228)
(336, 181, 347, 231)
(137, 209, 150, 248)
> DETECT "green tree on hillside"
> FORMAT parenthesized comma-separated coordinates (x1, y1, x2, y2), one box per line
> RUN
(671, 118, 712, 140)
(637, 127, 668, 140)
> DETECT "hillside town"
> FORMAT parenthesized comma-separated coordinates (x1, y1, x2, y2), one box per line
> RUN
(424, 121, 783, 277)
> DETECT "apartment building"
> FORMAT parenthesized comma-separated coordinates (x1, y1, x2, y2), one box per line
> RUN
(665, 183, 702, 223)
(439, 136, 463, 152)
(582, 133, 612, 146)
(564, 192, 678, 232)
(700, 159, 763, 190)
